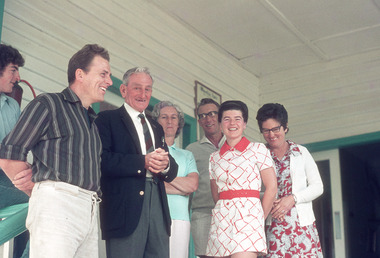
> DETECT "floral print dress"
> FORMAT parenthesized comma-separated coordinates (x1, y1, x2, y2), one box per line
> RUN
(266, 141, 323, 258)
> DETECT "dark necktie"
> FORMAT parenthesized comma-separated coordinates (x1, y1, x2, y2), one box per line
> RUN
(138, 113, 154, 153)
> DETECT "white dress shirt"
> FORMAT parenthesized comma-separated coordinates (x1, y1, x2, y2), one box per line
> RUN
(123, 102, 156, 155)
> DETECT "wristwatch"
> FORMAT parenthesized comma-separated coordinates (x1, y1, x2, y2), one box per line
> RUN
(292, 194, 297, 204)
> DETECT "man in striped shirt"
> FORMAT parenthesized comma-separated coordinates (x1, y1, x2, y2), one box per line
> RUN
(0, 44, 112, 258)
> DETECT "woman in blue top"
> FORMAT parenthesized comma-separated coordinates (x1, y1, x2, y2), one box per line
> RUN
(152, 101, 199, 258)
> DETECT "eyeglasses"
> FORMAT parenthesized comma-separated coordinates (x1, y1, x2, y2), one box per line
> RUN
(198, 111, 218, 120)
(261, 125, 282, 135)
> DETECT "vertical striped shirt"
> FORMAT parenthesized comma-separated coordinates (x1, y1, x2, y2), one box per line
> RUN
(0, 87, 102, 193)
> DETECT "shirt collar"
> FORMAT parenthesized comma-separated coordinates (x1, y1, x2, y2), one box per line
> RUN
(123, 102, 146, 119)
(0, 93, 9, 108)
(199, 136, 211, 144)
(287, 140, 301, 156)
(169, 142, 177, 150)
(62, 87, 97, 119)
(62, 87, 81, 103)
(268, 140, 301, 160)
(220, 136, 250, 156)
(200, 134, 226, 148)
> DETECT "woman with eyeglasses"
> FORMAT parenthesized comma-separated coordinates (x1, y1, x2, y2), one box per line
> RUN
(206, 100, 277, 258)
(256, 103, 324, 257)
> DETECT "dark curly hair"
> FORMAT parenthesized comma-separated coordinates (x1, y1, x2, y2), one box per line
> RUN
(256, 103, 288, 132)
(0, 44, 25, 76)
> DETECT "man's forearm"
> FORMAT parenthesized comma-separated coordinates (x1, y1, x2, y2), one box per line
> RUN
(0, 158, 29, 181)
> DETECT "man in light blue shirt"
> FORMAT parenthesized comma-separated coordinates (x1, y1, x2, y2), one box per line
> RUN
(0, 91, 20, 142)
(0, 44, 29, 258)
(0, 44, 26, 207)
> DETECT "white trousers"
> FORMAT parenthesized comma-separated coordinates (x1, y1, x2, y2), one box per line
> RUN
(169, 220, 190, 258)
(26, 181, 100, 258)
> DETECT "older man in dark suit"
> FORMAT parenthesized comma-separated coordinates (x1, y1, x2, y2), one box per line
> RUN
(95, 67, 178, 258)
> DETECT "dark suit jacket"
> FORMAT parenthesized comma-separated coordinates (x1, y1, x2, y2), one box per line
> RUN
(95, 106, 178, 240)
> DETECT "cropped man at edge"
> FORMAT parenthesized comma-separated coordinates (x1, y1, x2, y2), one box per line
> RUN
(95, 67, 178, 258)
(0, 44, 112, 258)
(0, 43, 30, 257)
(186, 98, 225, 258)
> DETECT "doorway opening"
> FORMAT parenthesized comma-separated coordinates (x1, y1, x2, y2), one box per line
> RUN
(340, 142, 380, 258)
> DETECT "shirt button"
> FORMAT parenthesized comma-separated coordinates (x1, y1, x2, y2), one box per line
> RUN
(137, 170, 141, 174)
(139, 191, 144, 196)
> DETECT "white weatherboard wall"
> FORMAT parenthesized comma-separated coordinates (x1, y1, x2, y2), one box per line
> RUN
(260, 49, 380, 145)
(2, 0, 260, 140)
(3, 1, 380, 147)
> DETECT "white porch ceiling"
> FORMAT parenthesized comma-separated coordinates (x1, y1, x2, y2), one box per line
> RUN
(151, 0, 380, 77)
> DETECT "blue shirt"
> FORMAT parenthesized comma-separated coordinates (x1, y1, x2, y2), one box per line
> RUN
(167, 143, 198, 221)
(0, 93, 20, 142)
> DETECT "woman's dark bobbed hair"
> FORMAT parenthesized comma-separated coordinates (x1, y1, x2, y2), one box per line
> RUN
(218, 100, 248, 123)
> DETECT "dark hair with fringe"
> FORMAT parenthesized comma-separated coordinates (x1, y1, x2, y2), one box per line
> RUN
(218, 100, 248, 123)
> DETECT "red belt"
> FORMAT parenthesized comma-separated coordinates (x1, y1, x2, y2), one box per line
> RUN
(219, 190, 260, 200)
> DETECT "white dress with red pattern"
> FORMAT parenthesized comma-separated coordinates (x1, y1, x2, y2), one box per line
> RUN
(206, 137, 273, 257)
(266, 141, 323, 258)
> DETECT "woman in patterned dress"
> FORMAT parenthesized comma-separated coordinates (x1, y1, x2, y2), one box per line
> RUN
(206, 100, 277, 258)
(256, 103, 324, 257)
